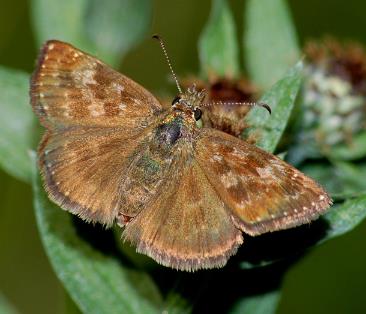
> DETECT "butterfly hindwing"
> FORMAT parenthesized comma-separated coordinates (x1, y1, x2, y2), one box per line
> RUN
(123, 160, 243, 271)
(195, 129, 332, 235)
(39, 127, 155, 226)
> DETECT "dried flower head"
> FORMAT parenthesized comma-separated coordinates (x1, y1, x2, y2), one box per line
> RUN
(300, 38, 366, 154)
(182, 76, 258, 137)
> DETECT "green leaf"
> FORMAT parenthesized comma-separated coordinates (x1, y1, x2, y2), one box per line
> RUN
(31, 0, 92, 50)
(230, 290, 280, 314)
(244, 61, 303, 153)
(301, 162, 366, 200)
(85, 0, 152, 66)
(198, 0, 240, 78)
(244, 0, 300, 89)
(0, 293, 18, 314)
(322, 195, 366, 241)
(31, 154, 163, 314)
(164, 292, 192, 314)
(330, 132, 366, 161)
(31, 0, 152, 67)
(0, 66, 35, 182)
(288, 131, 366, 165)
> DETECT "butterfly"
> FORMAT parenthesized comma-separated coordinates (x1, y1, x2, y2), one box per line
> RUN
(30, 39, 332, 271)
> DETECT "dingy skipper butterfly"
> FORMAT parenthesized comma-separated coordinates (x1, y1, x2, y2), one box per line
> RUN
(30, 36, 332, 271)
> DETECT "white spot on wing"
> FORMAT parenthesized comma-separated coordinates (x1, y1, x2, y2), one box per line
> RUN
(257, 166, 274, 179)
(113, 82, 124, 93)
(91, 110, 103, 117)
(221, 171, 238, 189)
(232, 147, 243, 157)
(81, 69, 97, 85)
(88, 103, 105, 117)
(211, 154, 223, 162)
(118, 103, 127, 115)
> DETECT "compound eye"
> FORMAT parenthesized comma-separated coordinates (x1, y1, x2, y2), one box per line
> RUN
(194, 108, 202, 121)
(171, 96, 181, 106)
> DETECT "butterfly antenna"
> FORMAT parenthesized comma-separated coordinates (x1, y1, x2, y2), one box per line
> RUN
(153, 34, 182, 94)
(202, 101, 272, 114)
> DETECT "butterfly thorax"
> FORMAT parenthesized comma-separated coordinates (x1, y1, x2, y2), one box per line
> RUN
(156, 86, 205, 146)
(157, 111, 195, 148)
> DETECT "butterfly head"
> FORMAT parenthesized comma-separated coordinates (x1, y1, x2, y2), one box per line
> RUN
(172, 85, 206, 121)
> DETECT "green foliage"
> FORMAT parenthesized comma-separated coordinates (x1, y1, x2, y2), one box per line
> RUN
(32, 154, 164, 314)
(301, 161, 366, 199)
(31, 0, 152, 66)
(0, 293, 18, 314)
(323, 195, 366, 241)
(230, 290, 280, 314)
(31, 0, 92, 51)
(198, 0, 240, 78)
(244, 61, 303, 153)
(0, 0, 365, 313)
(331, 133, 366, 161)
(84, 0, 152, 66)
(0, 67, 35, 182)
(244, 0, 300, 89)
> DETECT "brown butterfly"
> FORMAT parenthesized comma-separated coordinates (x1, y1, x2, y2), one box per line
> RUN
(30, 39, 332, 272)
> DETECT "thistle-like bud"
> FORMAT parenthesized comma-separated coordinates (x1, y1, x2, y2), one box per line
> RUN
(292, 38, 366, 162)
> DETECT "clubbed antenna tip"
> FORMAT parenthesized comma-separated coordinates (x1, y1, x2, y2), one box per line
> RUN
(202, 101, 271, 114)
(258, 103, 272, 114)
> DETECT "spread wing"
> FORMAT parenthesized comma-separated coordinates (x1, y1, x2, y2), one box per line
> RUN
(38, 127, 152, 226)
(195, 129, 332, 236)
(122, 160, 243, 271)
(31, 40, 168, 225)
(30, 40, 166, 130)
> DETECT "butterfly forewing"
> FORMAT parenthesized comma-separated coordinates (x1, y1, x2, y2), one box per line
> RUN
(195, 129, 332, 235)
(30, 40, 166, 130)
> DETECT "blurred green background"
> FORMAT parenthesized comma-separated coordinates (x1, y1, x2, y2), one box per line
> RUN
(0, 0, 365, 313)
